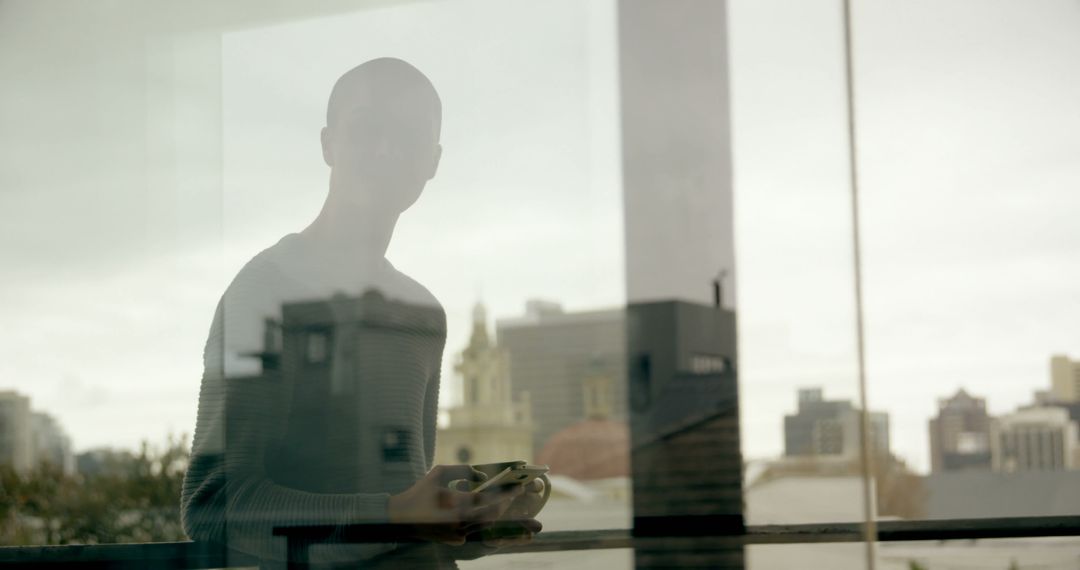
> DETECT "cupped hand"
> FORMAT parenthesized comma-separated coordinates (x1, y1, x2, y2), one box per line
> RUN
(387, 464, 525, 545)
(475, 517, 542, 548)
(502, 478, 546, 521)
(475, 479, 546, 548)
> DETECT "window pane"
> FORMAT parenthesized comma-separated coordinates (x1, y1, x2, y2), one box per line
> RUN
(6, 0, 1077, 567)
(853, 0, 1080, 525)
(730, 0, 871, 527)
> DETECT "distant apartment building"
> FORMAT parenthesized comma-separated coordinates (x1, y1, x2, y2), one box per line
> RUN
(1041, 398, 1080, 429)
(785, 388, 854, 456)
(31, 412, 75, 475)
(76, 448, 136, 477)
(928, 389, 992, 472)
(783, 387, 889, 460)
(1050, 354, 1080, 403)
(990, 407, 1079, 472)
(1034, 358, 1080, 430)
(496, 300, 626, 456)
(0, 391, 33, 473)
(0, 392, 73, 474)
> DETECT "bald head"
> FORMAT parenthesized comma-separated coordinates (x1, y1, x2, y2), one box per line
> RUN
(319, 58, 443, 217)
(326, 57, 441, 140)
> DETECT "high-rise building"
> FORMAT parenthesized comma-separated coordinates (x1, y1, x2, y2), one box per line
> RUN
(31, 412, 75, 475)
(928, 389, 992, 472)
(783, 387, 889, 460)
(990, 407, 1079, 472)
(785, 388, 851, 456)
(434, 302, 533, 465)
(0, 392, 72, 474)
(1050, 355, 1080, 403)
(0, 391, 32, 473)
(496, 301, 626, 456)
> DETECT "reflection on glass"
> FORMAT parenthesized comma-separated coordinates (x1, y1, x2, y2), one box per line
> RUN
(182, 59, 548, 567)
(3, 0, 1079, 568)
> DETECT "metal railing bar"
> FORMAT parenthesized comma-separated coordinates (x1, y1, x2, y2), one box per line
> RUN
(2, 516, 1078, 566)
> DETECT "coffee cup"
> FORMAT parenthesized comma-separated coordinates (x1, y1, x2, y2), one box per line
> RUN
(451, 460, 552, 521)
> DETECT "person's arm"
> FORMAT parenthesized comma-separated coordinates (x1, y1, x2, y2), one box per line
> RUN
(423, 350, 443, 471)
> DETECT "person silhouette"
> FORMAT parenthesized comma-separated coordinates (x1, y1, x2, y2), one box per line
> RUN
(181, 58, 541, 568)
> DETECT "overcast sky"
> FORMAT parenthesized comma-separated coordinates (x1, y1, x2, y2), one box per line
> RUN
(2, 0, 1079, 475)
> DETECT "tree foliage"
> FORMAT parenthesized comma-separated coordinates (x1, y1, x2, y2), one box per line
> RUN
(0, 435, 189, 546)
(874, 455, 926, 520)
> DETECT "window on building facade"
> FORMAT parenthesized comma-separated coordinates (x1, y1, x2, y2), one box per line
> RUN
(305, 331, 331, 365)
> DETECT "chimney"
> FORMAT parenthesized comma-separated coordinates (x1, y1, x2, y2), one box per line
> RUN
(712, 269, 728, 308)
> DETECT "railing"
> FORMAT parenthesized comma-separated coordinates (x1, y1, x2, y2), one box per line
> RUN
(2, 517, 1079, 568)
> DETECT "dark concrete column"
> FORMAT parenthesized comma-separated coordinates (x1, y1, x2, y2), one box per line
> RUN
(618, 1, 743, 568)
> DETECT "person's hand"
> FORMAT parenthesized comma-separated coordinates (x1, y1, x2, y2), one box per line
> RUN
(475, 517, 542, 548)
(387, 465, 524, 545)
(475, 479, 545, 548)
(503, 479, 546, 521)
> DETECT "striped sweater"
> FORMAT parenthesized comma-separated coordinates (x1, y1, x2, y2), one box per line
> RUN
(180, 234, 448, 567)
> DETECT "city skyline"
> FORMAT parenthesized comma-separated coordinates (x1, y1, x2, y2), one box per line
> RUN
(3, 314, 1075, 480)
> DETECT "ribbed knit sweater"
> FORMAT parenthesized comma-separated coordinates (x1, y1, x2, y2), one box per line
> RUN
(180, 234, 448, 567)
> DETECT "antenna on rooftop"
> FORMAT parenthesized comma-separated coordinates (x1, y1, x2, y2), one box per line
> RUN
(713, 269, 728, 308)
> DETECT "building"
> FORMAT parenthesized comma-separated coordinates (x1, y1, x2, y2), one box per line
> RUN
(783, 387, 889, 460)
(990, 406, 1079, 472)
(626, 297, 742, 568)
(744, 476, 875, 569)
(0, 391, 33, 473)
(76, 448, 137, 477)
(496, 300, 626, 456)
(30, 412, 75, 475)
(1050, 354, 1080, 402)
(928, 388, 992, 472)
(537, 372, 629, 482)
(225, 289, 448, 503)
(1034, 359, 1080, 430)
(784, 388, 853, 456)
(924, 470, 1080, 519)
(0, 391, 74, 475)
(536, 417, 629, 482)
(434, 302, 533, 466)
(1040, 398, 1080, 428)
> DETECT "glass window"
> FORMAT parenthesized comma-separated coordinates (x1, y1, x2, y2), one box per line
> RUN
(3, 0, 1079, 567)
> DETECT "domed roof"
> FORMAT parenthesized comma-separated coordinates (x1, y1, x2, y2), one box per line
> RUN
(536, 419, 630, 480)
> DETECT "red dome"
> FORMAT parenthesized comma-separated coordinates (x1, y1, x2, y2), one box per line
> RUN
(536, 419, 630, 480)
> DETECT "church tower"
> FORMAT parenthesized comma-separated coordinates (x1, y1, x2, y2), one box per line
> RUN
(435, 302, 534, 465)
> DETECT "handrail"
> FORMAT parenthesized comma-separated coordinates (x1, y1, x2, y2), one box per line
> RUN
(2, 517, 1078, 567)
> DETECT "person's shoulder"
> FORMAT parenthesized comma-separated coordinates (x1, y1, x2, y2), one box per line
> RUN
(222, 234, 301, 300)
(384, 265, 444, 314)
